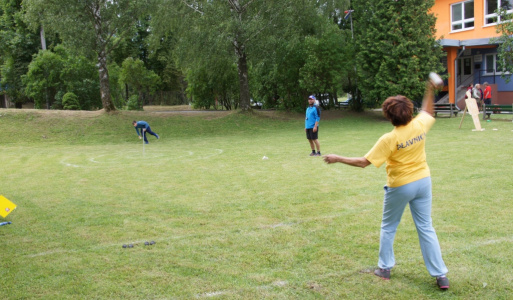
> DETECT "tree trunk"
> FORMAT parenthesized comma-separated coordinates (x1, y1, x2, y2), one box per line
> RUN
(40, 26, 46, 50)
(97, 52, 116, 112)
(91, 2, 115, 112)
(235, 40, 251, 111)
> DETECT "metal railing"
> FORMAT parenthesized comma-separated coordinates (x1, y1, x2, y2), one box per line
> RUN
(474, 69, 500, 85)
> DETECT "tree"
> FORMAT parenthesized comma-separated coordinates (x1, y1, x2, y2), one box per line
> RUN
(119, 57, 161, 110)
(353, 0, 444, 107)
(299, 23, 352, 109)
(186, 57, 239, 110)
(159, 0, 295, 111)
(22, 50, 64, 108)
(121, 19, 186, 104)
(494, 6, 513, 82)
(248, 1, 351, 111)
(0, 0, 41, 107)
(24, 0, 153, 112)
(57, 46, 102, 110)
(62, 92, 80, 110)
(22, 46, 101, 109)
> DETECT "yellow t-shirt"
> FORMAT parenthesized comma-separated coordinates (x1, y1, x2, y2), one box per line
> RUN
(364, 112, 435, 188)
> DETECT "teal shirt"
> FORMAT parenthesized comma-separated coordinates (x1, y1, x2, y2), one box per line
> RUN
(134, 121, 149, 135)
(305, 106, 320, 129)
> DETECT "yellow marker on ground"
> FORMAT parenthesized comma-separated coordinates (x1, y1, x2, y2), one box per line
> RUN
(0, 195, 17, 218)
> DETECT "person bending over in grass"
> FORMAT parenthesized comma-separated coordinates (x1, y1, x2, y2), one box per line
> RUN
(133, 120, 159, 144)
(322, 77, 450, 290)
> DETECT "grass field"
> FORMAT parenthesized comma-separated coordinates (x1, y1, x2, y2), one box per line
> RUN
(0, 107, 512, 299)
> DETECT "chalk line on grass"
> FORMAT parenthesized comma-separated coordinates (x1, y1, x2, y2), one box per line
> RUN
(60, 159, 80, 168)
(193, 148, 223, 160)
(195, 291, 230, 298)
(272, 280, 288, 287)
(60, 148, 223, 168)
(260, 222, 298, 229)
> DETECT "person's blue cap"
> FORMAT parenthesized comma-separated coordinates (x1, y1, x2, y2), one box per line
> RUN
(309, 95, 316, 100)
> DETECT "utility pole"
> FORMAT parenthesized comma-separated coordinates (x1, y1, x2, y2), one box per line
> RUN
(344, 9, 359, 107)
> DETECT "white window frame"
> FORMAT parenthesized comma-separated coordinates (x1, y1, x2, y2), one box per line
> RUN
(484, 54, 496, 75)
(451, 0, 475, 32)
(484, 53, 509, 75)
(485, 0, 513, 25)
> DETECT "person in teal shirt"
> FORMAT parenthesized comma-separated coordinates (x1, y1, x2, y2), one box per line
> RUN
(305, 95, 321, 156)
(133, 120, 159, 144)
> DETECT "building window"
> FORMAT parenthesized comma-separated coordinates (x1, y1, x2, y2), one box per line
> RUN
(485, 54, 495, 74)
(485, 0, 513, 25)
(486, 53, 511, 75)
(485, 53, 508, 74)
(451, 1, 475, 31)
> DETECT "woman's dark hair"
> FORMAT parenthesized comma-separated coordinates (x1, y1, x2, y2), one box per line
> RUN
(382, 95, 414, 126)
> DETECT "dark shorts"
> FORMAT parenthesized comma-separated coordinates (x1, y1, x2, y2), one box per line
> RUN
(484, 98, 491, 105)
(306, 128, 318, 140)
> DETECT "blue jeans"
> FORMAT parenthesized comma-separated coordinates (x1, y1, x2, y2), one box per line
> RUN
(378, 177, 448, 277)
(142, 126, 158, 143)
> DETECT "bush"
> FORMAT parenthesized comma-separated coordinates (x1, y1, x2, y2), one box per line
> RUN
(52, 90, 65, 110)
(127, 94, 142, 110)
(62, 92, 80, 110)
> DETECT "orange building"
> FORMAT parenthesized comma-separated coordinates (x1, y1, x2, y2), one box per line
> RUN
(430, 0, 513, 106)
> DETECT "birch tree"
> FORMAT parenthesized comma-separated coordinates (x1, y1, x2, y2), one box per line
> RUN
(24, 0, 153, 112)
(156, 0, 294, 111)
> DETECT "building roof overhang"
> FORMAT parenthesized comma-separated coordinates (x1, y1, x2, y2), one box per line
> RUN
(438, 37, 500, 47)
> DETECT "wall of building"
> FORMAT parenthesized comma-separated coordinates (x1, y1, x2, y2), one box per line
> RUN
(431, 0, 500, 40)
(495, 91, 513, 104)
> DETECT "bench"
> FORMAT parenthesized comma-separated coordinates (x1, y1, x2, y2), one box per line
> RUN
(482, 104, 513, 120)
(334, 101, 350, 109)
(434, 103, 459, 117)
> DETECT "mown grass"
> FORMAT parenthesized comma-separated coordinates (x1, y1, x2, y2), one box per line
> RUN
(0, 108, 512, 299)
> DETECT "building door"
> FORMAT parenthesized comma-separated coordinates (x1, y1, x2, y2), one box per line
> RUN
(457, 57, 473, 86)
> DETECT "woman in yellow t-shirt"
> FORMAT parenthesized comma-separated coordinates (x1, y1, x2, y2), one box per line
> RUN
(323, 77, 449, 290)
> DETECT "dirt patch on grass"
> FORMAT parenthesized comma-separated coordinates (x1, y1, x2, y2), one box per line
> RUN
(0, 108, 106, 119)
(143, 105, 193, 111)
(0, 107, 234, 120)
(1, 106, 375, 121)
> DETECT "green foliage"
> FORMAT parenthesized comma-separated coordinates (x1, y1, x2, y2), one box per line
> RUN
(126, 94, 141, 110)
(1, 0, 452, 114)
(299, 23, 352, 108)
(23, 50, 65, 108)
(108, 62, 125, 109)
(23, 0, 154, 111)
(248, 7, 310, 111)
(250, 1, 352, 112)
(55, 46, 101, 110)
(272, 38, 308, 112)
(120, 57, 161, 106)
(110, 16, 152, 66)
(354, 0, 444, 106)
(185, 58, 239, 110)
(24, 0, 151, 57)
(165, 0, 307, 111)
(494, 8, 513, 82)
(0, 0, 41, 104)
(0, 0, 363, 113)
(62, 91, 80, 110)
(22, 46, 101, 109)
